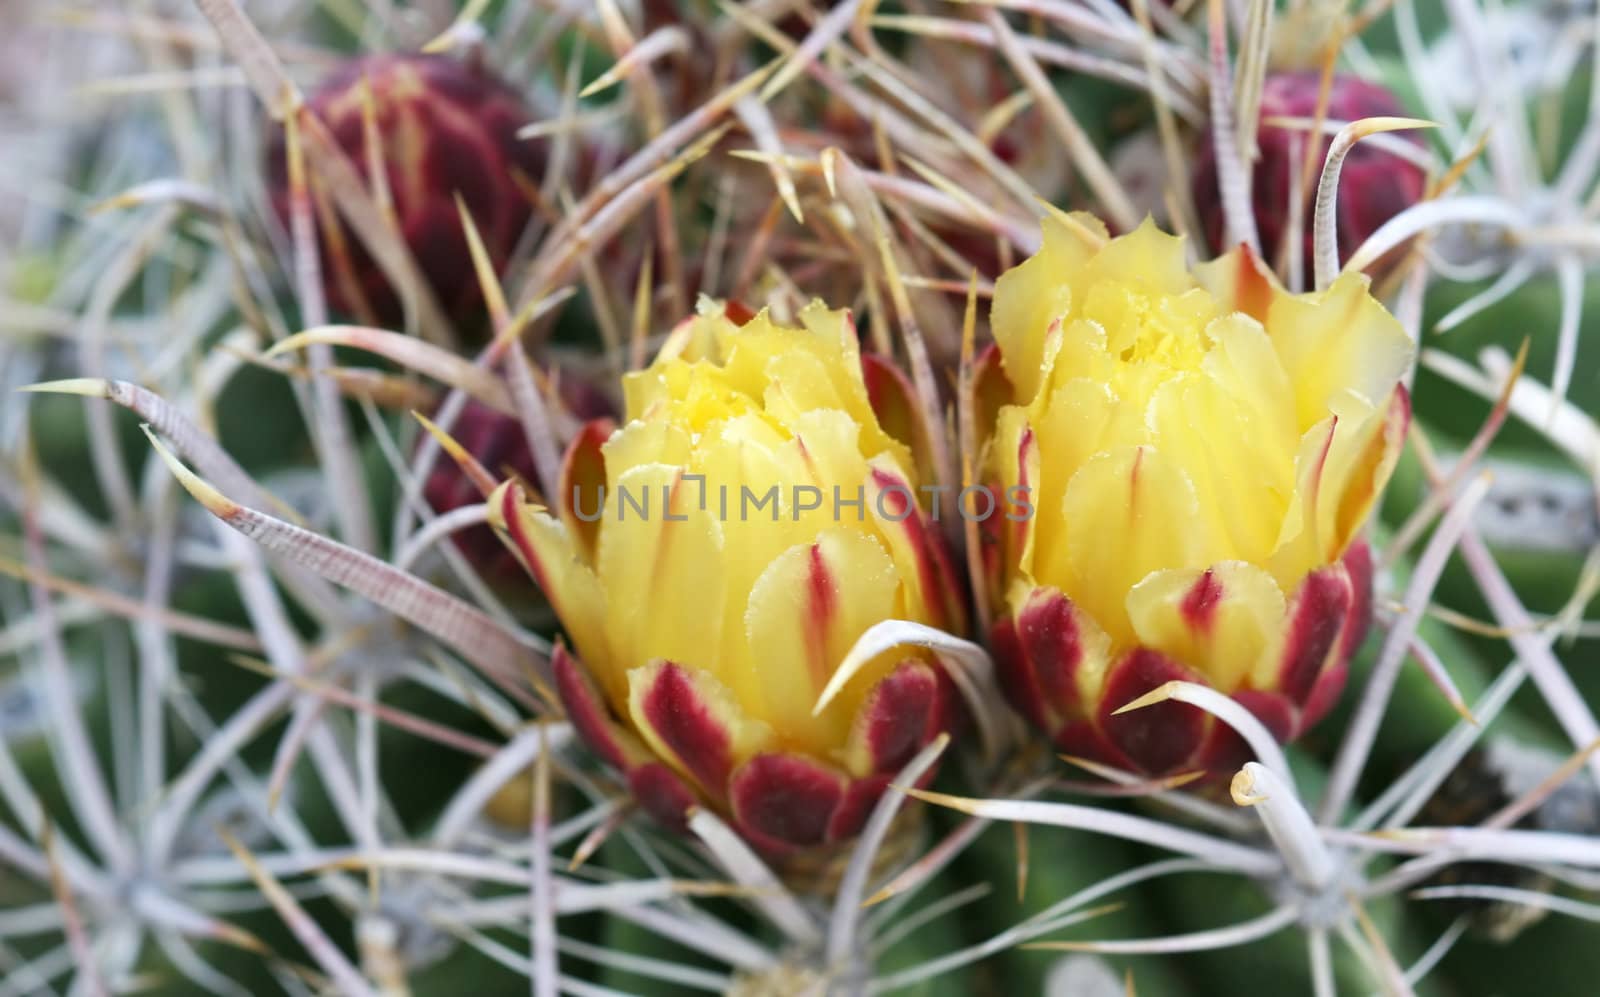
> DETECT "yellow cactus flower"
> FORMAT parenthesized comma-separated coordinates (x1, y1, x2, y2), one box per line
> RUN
(983, 212, 1411, 776)
(490, 301, 968, 853)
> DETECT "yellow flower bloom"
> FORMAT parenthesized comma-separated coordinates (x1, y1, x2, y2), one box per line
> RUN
(491, 301, 967, 852)
(983, 211, 1411, 775)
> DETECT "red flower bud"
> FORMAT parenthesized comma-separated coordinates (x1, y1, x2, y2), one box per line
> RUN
(1192, 72, 1425, 284)
(266, 54, 542, 326)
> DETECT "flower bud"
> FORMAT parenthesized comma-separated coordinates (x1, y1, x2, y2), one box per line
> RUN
(1191, 72, 1425, 284)
(266, 54, 541, 326)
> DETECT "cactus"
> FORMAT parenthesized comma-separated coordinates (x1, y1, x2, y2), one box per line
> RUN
(6, 2, 1600, 995)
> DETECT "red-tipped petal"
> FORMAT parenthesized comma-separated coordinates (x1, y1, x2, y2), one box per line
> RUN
(552, 644, 628, 771)
(827, 774, 893, 842)
(497, 482, 552, 595)
(972, 341, 1014, 431)
(1276, 566, 1353, 706)
(1298, 659, 1349, 733)
(1009, 427, 1038, 574)
(1339, 539, 1374, 662)
(558, 417, 614, 556)
(633, 662, 736, 797)
(1236, 243, 1277, 323)
(628, 763, 698, 832)
(730, 754, 847, 849)
(804, 542, 840, 692)
(990, 613, 1052, 732)
(1099, 649, 1207, 776)
(1056, 719, 1130, 771)
(1194, 689, 1296, 776)
(1232, 689, 1297, 742)
(827, 756, 943, 844)
(723, 299, 757, 326)
(844, 659, 939, 776)
(862, 352, 928, 472)
(867, 465, 968, 633)
(1015, 586, 1089, 721)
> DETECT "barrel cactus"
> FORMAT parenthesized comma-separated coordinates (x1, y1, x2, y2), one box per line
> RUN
(5, 3, 1600, 996)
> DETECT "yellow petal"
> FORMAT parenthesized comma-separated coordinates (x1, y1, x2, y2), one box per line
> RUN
(1050, 446, 1223, 647)
(692, 414, 813, 712)
(489, 484, 614, 703)
(743, 528, 901, 755)
(600, 418, 692, 477)
(986, 405, 1040, 586)
(1265, 270, 1413, 434)
(1147, 371, 1293, 564)
(1126, 562, 1287, 693)
(1331, 389, 1409, 553)
(1259, 379, 1398, 589)
(1035, 375, 1133, 477)
(1081, 217, 1193, 297)
(1316, 393, 1382, 556)
(991, 213, 1098, 403)
(1200, 313, 1298, 457)
(784, 409, 877, 534)
(595, 464, 728, 693)
(1267, 416, 1338, 590)
(795, 298, 863, 368)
